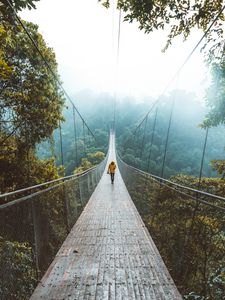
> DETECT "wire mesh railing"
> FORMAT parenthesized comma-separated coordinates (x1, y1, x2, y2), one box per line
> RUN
(117, 154, 225, 299)
(0, 156, 107, 300)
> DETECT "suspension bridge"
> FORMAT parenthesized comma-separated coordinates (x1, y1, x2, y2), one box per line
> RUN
(1, 2, 225, 300)
(29, 132, 182, 299)
(0, 132, 182, 299)
(1, 129, 224, 299)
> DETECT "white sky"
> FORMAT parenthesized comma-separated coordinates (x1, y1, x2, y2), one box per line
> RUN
(20, 0, 210, 102)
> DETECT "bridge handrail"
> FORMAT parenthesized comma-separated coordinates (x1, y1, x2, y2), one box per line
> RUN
(117, 153, 225, 203)
(0, 157, 107, 209)
(0, 166, 98, 199)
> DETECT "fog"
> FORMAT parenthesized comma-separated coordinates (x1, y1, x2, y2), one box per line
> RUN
(19, 0, 225, 178)
(20, 0, 210, 104)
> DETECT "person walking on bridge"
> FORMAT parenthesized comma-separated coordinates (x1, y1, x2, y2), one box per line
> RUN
(108, 161, 116, 184)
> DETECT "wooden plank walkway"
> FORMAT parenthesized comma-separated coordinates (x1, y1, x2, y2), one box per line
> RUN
(30, 134, 182, 300)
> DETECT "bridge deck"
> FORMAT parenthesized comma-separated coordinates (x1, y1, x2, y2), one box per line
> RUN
(30, 134, 182, 300)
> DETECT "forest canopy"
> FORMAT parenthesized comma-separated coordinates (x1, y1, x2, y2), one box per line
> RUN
(202, 61, 225, 127)
(99, 0, 225, 61)
(0, 0, 39, 16)
(0, 17, 64, 192)
(99, 0, 225, 170)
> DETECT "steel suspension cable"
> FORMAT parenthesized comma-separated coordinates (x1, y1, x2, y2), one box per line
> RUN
(82, 120, 86, 156)
(161, 99, 175, 178)
(134, 125, 142, 158)
(197, 42, 225, 187)
(59, 121, 64, 169)
(133, 4, 225, 134)
(88, 130, 92, 145)
(113, 9, 122, 130)
(72, 106, 79, 168)
(147, 107, 158, 173)
(0, 121, 24, 145)
(134, 105, 157, 136)
(198, 127, 209, 190)
(5, 0, 96, 140)
(140, 115, 148, 162)
(117, 154, 225, 210)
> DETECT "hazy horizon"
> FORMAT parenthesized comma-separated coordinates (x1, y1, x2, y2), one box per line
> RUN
(19, 0, 211, 104)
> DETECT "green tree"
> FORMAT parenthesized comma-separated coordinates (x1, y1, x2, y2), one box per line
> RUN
(74, 158, 93, 173)
(87, 151, 105, 165)
(74, 151, 105, 173)
(100, 1, 225, 129)
(0, 135, 60, 194)
(100, 0, 225, 58)
(0, 0, 39, 23)
(0, 26, 13, 79)
(0, 237, 37, 299)
(1, 21, 64, 147)
(201, 61, 225, 173)
(202, 61, 225, 127)
(211, 158, 225, 179)
(0, 20, 64, 191)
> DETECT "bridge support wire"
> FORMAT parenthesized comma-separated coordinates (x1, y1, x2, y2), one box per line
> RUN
(117, 151, 224, 299)
(131, 4, 225, 137)
(82, 120, 86, 157)
(59, 121, 64, 170)
(134, 125, 141, 159)
(113, 9, 122, 131)
(161, 99, 175, 178)
(198, 126, 209, 190)
(4, 0, 97, 143)
(140, 115, 148, 163)
(73, 106, 79, 168)
(147, 107, 158, 173)
(0, 153, 109, 295)
(28, 133, 182, 299)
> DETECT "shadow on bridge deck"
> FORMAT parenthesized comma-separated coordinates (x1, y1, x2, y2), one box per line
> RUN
(30, 134, 182, 300)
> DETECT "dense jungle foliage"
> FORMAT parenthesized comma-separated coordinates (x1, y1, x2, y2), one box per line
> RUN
(116, 91, 225, 181)
(60, 90, 224, 298)
(119, 159, 225, 299)
(0, 19, 65, 194)
(0, 15, 65, 299)
(40, 87, 224, 182)
(0, 15, 108, 299)
(36, 96, 109, 176)
(1, 84, 225, 299)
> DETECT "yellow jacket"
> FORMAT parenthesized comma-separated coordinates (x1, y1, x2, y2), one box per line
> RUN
(108, 162, 116, 173)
